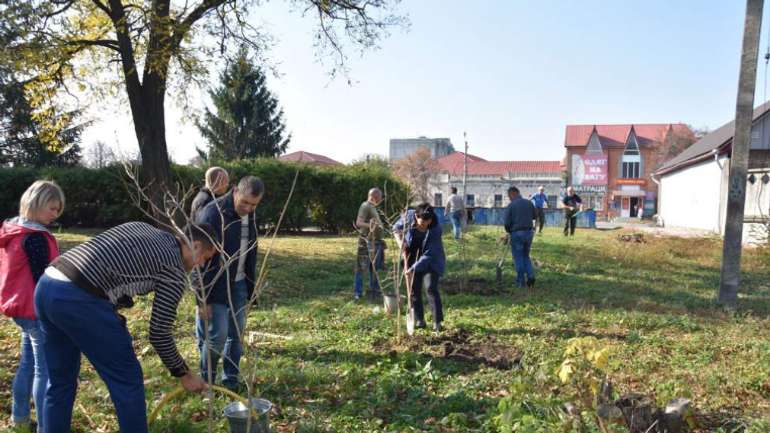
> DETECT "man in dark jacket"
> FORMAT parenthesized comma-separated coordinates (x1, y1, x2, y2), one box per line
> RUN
(562, 186, 583, 236)
(393, 203, 446, 332)
(195, 175, 263, 391)
(504, 186, 537, 288)
(190, 167, 229, 221)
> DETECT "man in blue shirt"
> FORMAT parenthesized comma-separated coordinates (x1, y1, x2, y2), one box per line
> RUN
(529, 186, 548, 234)
(503, 186, 537, 288)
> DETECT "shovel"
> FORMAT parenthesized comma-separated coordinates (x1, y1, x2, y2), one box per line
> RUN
(404, 264, 415, 336)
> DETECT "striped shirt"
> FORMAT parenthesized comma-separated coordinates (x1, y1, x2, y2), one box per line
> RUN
(51, 222, 190, 377)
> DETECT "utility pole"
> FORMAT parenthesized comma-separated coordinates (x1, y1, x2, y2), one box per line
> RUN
(463, 132, 468, 211)
(719, 0, 764, 309)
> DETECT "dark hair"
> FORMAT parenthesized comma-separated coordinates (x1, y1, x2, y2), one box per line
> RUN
(184, 223, 219, 249)
(507, 186, 520, 195)
(414, 202, 437, 227)
(238, 176, 265, 198)
(450, 187, 458, 194)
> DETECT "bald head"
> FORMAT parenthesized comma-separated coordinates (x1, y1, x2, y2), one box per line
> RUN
(205, 167, 229, 195)
(368, 188, 382, 205)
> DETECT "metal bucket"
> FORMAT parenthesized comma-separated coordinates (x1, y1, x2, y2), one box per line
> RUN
(383, 294, 399, 314)
(223, 398, 272, 433)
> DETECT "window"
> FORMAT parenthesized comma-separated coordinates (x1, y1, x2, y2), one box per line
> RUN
(466, 194, 475, 207)
(433, 193, 443, 207)
(621, 132, 641, 178)
(494, 194, 503, 208)
(622, 161, 640, 178)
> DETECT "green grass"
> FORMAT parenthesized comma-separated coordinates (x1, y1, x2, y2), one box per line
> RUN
(1, 226, 770, 432)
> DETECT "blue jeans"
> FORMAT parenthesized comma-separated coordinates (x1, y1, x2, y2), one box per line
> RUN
(354, 240, 384, 298)
(12, 318, 47, 432)
(510, 230, 535, 287)
(197, 280, 248, 388)
(450, 211, 463, 239)
(34, 274, 147, 433)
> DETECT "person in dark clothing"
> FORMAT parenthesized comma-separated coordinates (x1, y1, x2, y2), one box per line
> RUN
(562, 186, 583, 236)
(393, 203, 446, 332)
(0, 180, 65, 433)
(195, 176, 263, 391)
(503, 186, 537, 288)
(190, 167, 229, 221)
(529, 186, 548, 234)
(35, 222, 217, 433)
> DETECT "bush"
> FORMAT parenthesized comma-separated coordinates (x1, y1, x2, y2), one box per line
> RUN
(0, 160, 407, 232)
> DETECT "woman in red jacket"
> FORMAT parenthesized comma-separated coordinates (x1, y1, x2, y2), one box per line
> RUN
(0, 180, 65, 433)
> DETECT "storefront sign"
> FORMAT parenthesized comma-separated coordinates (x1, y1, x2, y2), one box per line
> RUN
(573, 185, 607, 193)
(571, 154, 608, 186)
(616, 178, 646, 186)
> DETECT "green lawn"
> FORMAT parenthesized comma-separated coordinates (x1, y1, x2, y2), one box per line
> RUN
(1, 226, 770, 432)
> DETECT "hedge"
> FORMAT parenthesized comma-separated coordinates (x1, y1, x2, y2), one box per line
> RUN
(0, 159, 408, 233)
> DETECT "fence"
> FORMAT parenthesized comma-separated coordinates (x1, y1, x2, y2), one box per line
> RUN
(433, 207, 597, 228)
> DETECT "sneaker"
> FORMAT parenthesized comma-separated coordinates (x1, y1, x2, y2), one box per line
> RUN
(415, 320, 427, 329)
(354, 293, 361, 300)
(433, 322, 442, 333)
(527, 277, 536, 288)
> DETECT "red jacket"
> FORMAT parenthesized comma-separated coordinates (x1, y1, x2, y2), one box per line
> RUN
(0, 220, 59, 319)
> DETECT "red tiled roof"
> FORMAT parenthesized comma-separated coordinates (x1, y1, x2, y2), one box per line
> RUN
(437, 152, 560, 176)
(279, 150, 342, 166)
(564, 123, 686, 147)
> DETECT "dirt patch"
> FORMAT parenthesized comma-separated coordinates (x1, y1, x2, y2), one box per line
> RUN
(374, 327, 522, 370)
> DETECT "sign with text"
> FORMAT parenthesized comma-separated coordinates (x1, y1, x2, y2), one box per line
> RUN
(571, 154, 608, 186)
(616, 178, 646, 186)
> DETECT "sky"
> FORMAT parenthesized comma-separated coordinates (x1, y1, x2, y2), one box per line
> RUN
(84, 0, 770, 164)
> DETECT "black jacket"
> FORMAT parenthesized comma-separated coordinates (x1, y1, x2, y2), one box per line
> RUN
(190, 187, 215, 222)
(195, 192, 258, 305)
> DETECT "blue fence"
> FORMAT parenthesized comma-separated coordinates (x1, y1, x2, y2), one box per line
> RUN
(434, 207, 596, 228)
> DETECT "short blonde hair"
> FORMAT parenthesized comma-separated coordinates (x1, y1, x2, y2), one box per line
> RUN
(19, 180, 65, 220)
(204, 166, 228, 190)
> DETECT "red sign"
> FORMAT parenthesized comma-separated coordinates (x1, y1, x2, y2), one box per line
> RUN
(616, 179, 646, 186)
(571, 154, 608, 186)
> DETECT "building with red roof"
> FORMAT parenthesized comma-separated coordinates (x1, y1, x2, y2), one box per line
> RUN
(279, 150, 342, 166)
(564, 123, 693, 219)
(428, 151, 562, 209)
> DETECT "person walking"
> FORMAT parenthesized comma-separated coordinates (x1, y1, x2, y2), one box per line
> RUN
(503, 186, 537, 288)
(0, 180, 65, 433)
(354, 188, 386, 300)
(529, 186, 548, 234)
(190, 166, 229, 221)
(444, 187, 465, 240)
(35, 222, 216, 433)
(195, 176, 264, 392)
(393, 203, 446, 332)
(562, 186, 582, 237)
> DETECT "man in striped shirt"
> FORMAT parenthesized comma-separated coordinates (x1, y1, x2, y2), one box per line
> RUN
(34, 222, 218, 433)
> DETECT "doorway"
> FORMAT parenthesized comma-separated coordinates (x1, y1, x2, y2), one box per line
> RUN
(630, 197, 639, 218)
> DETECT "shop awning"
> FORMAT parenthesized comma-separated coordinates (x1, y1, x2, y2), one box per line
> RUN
(611, 190, 646, 197)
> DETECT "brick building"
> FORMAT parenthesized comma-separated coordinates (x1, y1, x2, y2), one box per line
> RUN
(564, 123, 693, 219)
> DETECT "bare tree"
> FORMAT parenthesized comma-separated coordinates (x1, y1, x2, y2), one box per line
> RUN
(393, 147, 439, 203)
(85, 140, 116, 168)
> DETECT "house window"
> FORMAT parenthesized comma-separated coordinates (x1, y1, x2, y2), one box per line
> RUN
(622, 132, 642, 178)
(466, 194, 475, 207)
(434, 193, 443, 207)
(494, 194, 503, 207)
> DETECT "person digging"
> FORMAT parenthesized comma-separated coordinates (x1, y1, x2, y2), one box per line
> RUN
(34, 222, 217, 433)
(393, 203, 446, 333)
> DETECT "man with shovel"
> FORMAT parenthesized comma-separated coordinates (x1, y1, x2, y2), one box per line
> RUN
(393, 203, 446, 333)
(504, 186, 537, 289)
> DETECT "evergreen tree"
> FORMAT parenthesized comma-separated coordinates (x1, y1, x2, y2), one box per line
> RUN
(198, 49, 290, 160)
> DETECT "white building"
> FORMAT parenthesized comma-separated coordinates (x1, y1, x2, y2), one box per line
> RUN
(428, 152, 562, 209)
(654, 102, 770, 241)
(389, 137, 454, 162)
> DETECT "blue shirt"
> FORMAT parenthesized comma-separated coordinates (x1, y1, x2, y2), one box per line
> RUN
(530, 192, 548, 209)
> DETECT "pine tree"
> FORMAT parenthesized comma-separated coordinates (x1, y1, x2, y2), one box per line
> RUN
(198, 49, 290, 160)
